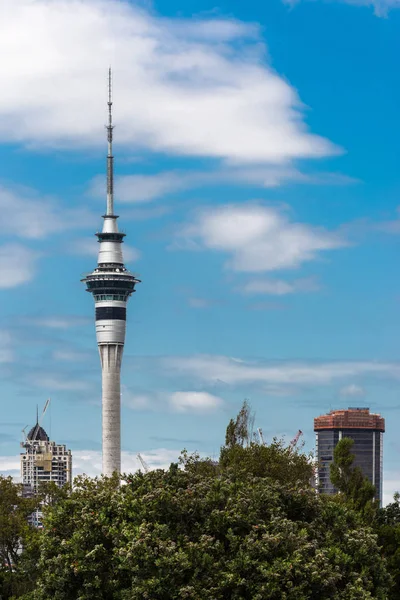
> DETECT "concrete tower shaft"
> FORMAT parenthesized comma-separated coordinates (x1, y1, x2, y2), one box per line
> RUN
(82, 70, 140, 476)
(100, 344, 123, 475)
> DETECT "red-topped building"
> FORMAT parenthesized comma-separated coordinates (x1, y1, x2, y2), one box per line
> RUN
(314, 407, 385, 504)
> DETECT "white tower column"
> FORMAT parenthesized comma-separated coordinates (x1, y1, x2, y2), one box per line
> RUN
(82, 69, 140, 477)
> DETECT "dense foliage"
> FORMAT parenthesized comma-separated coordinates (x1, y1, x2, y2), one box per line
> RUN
(0, 477, 39, 598)
(1, 403, 399, 599)
(329, 437, 400, 598)
(330, 437, 376, 515)
(20, 466, 390, 600)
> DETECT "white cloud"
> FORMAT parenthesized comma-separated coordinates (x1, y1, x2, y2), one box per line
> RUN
(169, 391, 224, 413)
(340, 383, 366, 397)
(0, 331, 14, 363)
(121, 387, 223, 413)
(0, 448, 185, 480)
(90, 169, 352, 204)
(26, 316, 90, 329)
(52, 350, 91, 362)
(162, 354, 400, 386)
(175, 204, 345, 273)
(29, 375, 90, 392)
(0, 0, 338, 164)
(74, 448, 205, 478)
(188, 297, 216, 308)
(90, 173, 187, 204)
(284, 0, 400, 16)
(383, 475, 400, 507)
(0, 244, 41, 288)
(374, 207, 400, 234)
(89, 168, 356, 204)
(122, 388, 153, 410)
(70, 239, 98, 258)
(241, 277, 320, 295)
(124, 205, 172, 221)
(0, 185, 93, 240)
(70, 238, 141, 263)
(248, 301, 287, 311)
(0, 455, 20, 478)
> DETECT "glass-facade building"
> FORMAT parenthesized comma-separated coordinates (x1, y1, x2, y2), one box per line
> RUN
(314, 408, 385, 505)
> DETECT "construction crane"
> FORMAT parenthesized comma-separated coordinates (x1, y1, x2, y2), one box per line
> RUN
(137, 453, 149, 473)
(257, 427, 266, 446)
(289, 429, 303, 450)
(21, 425, 29, 443)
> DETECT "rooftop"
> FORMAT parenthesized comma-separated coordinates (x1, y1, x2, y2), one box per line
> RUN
(27, 423, 49, 442)
(314, 407, 385, 432)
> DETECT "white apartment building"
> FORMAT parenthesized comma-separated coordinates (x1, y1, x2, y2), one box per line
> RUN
(20, 422, 72, 527)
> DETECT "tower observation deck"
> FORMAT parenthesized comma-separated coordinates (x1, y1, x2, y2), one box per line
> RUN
(82, 69, 140, 476)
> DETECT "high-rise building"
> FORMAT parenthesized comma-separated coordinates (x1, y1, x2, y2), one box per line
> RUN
(20, 416, 72, 527)
(314, 407, 385, 504)
(82, 69, 140, 476)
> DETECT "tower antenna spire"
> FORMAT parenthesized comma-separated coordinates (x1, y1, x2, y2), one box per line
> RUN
(106, 67, 114, 216)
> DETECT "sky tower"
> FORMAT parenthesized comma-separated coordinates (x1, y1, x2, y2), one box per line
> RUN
(82, 70, 140, 476)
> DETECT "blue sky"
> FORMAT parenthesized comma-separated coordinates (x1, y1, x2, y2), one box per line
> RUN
(1, 0, 400, 502)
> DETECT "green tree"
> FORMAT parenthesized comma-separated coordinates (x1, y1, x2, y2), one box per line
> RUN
(224, 400, 254, 448)
(16, 406, 392, 599)
(329, 437, 376, 514)
(22, 461, 389, 599)
(220, 438, 313, 488)
(0, 476, 40, 599)
(374, 492, 400, 599)
(221, 401, 313, 487)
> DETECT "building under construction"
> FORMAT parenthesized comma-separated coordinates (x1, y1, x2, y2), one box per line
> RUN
(20, 401, 72, 527)
(314, 407, 385, 505)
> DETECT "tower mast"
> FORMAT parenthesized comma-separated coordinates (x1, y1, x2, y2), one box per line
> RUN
(106, 67, 114, 216)
(82, 69, 140, 477)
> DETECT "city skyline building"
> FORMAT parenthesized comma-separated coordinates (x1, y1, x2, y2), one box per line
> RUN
(20, 407, 72, 527)
(314, 407, 385, 505)
(82, 69, 140, 476)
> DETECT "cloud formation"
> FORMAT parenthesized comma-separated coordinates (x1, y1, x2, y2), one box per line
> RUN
(122, 387, 224, 413)
(169, 391, 224, 413)
(161, 354, 400, 386)
(339, 383, 366, 397)
(188, 297, 218, 309)
(241, 277, 320, 295)
(383, 473, 400, 506)
(28, 374, 91, 392)
(0, 0, 338, 163)
(0, 331, 14, 363)
(52, 349, 92, 362)
(174, 204, 345, 272)
(0, 244, 41, 288)
(89, 168, 356, 204)
(0, 448, 186, 480)
(73, 449, 184, 477)
(284, 0, 400, 17)
(0, 185, 93, 240)
(25, 316, 91, 329)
